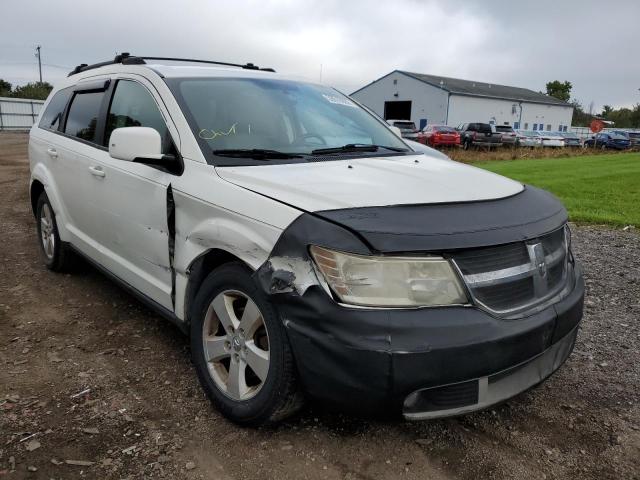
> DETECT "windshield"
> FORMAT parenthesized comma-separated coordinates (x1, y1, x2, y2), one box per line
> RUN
(168, 77, 408, 165)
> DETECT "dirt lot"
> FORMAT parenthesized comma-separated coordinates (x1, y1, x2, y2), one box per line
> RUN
(1, 132, 639, 479)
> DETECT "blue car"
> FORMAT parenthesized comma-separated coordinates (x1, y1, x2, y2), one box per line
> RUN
(584, 132, 630, 150)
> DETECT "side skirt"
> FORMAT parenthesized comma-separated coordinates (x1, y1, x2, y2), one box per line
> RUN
(67, 244, 188, 335)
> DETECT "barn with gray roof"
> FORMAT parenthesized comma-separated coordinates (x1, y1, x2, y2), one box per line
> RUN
(351, 70, 573, 132)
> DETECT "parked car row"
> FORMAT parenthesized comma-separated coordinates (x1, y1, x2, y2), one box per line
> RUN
(390, 119, 639, 151)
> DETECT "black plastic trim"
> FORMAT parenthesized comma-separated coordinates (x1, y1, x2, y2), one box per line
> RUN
(73, 79, 111, 93)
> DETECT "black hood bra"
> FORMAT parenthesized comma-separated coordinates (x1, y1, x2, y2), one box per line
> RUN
(314, 185, 567, 253)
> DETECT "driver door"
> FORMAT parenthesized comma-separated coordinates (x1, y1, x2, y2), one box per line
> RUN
(88, 77, 181, 310)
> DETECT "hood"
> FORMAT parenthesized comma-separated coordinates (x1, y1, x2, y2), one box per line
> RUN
(215, 153, 523, 212)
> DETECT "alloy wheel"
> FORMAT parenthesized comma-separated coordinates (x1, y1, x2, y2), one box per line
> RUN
(202, 290, 270, 401)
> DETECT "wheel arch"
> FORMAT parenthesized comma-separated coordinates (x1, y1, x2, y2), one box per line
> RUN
(30, 179, 45, 217)
(29, 165, 72, 241)
(183, 248, 253, 325)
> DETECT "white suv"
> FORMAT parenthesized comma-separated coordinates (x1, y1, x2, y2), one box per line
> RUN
(29, 54, 584, 425)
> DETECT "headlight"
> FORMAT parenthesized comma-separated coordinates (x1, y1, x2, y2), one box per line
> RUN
(309, 246, 468, 307)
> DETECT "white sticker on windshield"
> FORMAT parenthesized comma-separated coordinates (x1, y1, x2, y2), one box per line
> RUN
(322, 94, 357, 108)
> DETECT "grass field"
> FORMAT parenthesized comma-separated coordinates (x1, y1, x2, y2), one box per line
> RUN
(474, 152, 640, 226)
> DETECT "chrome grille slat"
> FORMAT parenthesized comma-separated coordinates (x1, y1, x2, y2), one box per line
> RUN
(452, 227, 569, 315)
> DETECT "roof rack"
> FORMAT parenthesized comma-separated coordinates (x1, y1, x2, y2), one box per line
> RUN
(68, 53, 275, 76)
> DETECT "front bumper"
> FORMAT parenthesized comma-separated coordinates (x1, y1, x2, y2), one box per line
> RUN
(403, 323, 576, 419)
(277, 262, 584, 418)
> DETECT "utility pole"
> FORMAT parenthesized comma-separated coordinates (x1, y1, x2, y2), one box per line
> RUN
(35, 45, 42, 83)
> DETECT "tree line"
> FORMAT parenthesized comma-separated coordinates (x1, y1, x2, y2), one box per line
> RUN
(546, 80, 640, 128)
(0, 79, 53, 100)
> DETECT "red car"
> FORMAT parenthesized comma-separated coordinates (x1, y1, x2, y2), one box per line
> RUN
(417, 125, 461, 147)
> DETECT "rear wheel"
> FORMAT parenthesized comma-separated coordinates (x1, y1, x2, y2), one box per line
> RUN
(190, 263, 303, 426)
(35, 192, 74, 271)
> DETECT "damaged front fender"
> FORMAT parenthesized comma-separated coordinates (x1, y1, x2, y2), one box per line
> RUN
(253, 212, 371, 297)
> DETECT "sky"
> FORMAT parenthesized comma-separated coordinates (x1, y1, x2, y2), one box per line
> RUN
(1, 0, 639, 111)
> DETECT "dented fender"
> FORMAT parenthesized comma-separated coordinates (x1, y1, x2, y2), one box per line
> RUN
(171, 188, 290, 320)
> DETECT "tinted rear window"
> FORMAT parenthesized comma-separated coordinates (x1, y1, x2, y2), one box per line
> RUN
(495, 126, 514, 133)
(64, 91, 105, 143)
(470, 123, 492, 133)
(39, 88, 72, 131)
(434, 126, 456, 133)
(393, 121, 416, 130)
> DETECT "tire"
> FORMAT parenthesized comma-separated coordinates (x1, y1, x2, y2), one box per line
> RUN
(601, 144, 607, 151)
(190, 262, 303, 426)
(35, 191, 74, 272)
(463, 139, 471, 151)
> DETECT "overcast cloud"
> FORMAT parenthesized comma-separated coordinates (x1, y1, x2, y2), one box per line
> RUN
(1, 0, 638, 110)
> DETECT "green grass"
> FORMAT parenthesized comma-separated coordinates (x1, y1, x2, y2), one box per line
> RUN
(474, 152, 640, 226)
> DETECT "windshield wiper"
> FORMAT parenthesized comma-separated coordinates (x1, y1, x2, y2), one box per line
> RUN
(311, 144, 409, 155)
(213, 149, 303, 160)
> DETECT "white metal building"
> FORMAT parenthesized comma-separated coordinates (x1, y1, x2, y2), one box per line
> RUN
(351, 71, 573, 132)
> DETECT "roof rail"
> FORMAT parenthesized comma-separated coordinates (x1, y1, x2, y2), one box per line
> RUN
(68, 53, 275, 76)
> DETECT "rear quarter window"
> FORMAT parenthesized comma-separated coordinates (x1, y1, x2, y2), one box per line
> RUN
(38, 88, 72, 131)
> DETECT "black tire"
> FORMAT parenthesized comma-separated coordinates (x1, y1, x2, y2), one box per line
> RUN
(35, 191, 74, 272)
(190, 262, 303, 426)
(463, 139, 471, 151)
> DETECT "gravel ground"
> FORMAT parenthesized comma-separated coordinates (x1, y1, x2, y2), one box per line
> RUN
(1, 132, 639, 479)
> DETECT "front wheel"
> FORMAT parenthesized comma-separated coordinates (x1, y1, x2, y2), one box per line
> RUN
(190, 263, 303, 426)
(463, 139, 471, 150)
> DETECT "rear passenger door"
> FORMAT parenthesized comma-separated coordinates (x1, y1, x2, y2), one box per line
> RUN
(55, 79, 111, 254)
(86, 77, 181, 310)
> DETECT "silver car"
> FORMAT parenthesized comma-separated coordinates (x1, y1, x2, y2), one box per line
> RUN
(515, 130, 543, 147)
(495, 125, 517, 146)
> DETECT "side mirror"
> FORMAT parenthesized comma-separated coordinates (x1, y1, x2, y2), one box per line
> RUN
(109, 127, 162, 162)
(389, 126, 402, 137)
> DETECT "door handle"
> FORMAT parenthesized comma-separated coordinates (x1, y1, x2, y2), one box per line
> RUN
(46, 147, 58, 158)
(88, 166, 106, 178)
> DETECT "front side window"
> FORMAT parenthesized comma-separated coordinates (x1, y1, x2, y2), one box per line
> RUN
(39, 88, 72, 131)
(168, 77, 408, 165)
(64, 91, 105, 143)
(105, 80, 174, 154)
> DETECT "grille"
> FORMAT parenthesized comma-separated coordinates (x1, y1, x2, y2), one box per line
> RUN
(452, 227, 569, 315)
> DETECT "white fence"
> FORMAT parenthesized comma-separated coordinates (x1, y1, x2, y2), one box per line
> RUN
(0, 97, 44, 130)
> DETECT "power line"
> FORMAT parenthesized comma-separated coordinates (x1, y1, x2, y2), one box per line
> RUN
(0, 61, 72, 69)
